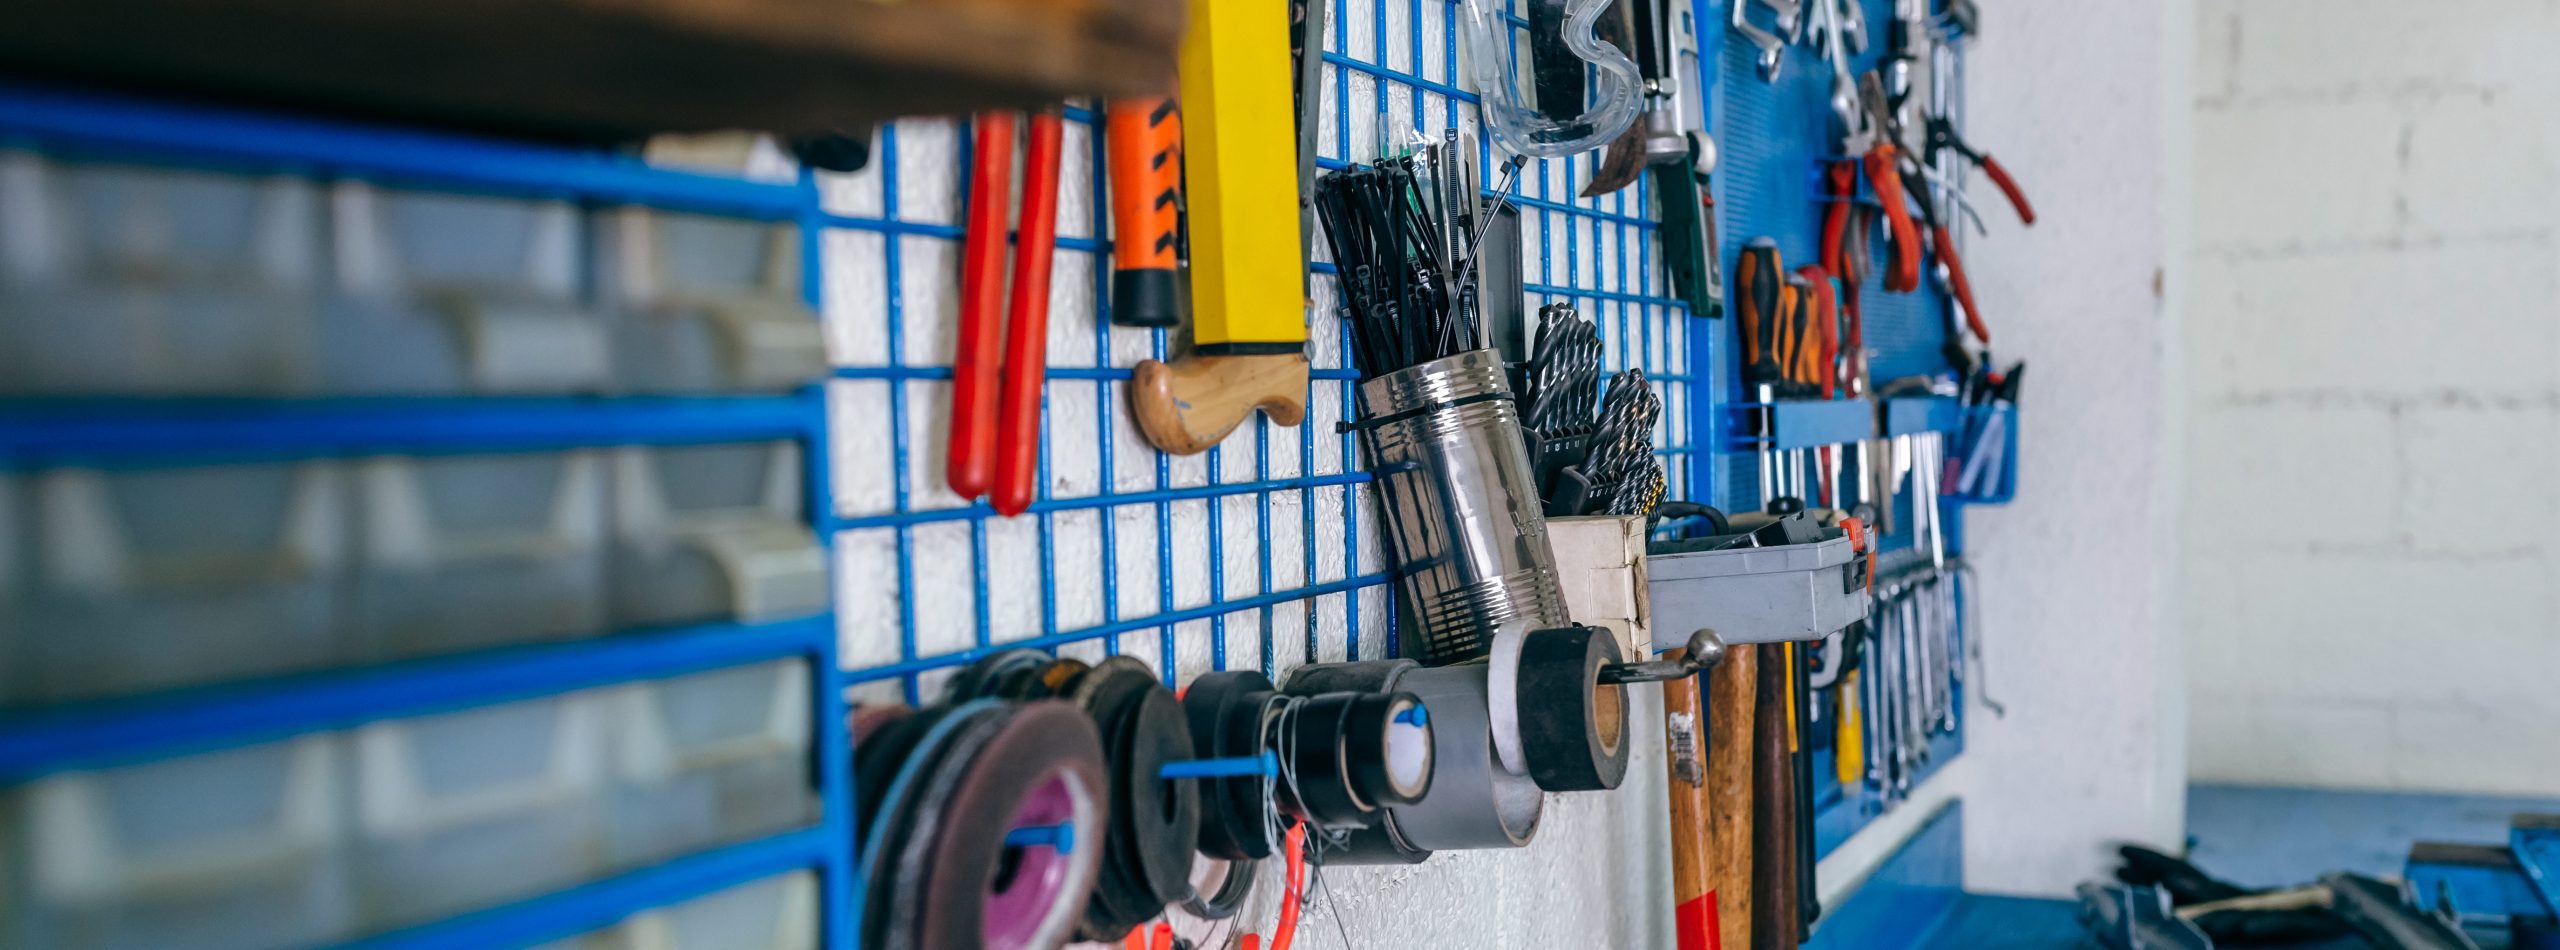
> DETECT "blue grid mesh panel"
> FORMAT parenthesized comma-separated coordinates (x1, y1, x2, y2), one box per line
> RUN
(825, 0, 1699, 706)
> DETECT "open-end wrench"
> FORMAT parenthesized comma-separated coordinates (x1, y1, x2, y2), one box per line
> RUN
(1756, 0, 1804, 41)
(1730, 0, 1788, 81)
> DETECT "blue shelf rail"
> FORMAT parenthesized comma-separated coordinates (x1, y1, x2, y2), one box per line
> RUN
(0, 84, 856, 950)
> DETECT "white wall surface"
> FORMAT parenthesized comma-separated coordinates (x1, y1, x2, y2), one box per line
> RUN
(2183, 0, 2560, 796)
(1939, 0, 2195, 898)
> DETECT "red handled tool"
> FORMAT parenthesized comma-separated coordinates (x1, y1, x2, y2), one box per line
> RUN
(991, 110, 1066, 516)
(1855, 73, 1924, 294)
(948, 110, 1017, 501)
(1926, 114, 2035, 226)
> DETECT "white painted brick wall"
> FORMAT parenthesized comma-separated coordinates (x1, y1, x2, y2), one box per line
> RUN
(2186, 0, 2560, 797)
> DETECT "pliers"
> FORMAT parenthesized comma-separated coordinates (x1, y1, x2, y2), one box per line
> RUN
(1849, 73, 1925, 295)
(1925, 114, 2036, 226)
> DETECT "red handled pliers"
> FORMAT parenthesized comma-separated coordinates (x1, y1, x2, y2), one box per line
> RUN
(948, 108, 1066, 516)
(1925, 115, 2035, 226)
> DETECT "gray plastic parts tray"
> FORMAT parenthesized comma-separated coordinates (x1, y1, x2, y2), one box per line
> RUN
(1645, 535, 1869, 648)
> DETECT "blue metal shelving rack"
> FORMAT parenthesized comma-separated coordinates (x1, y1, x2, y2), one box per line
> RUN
(0, 82, 856, 950)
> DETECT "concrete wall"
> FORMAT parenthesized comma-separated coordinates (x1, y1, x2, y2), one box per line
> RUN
(2183, 0, 2560, 796)
(1929, 0, 2193, 898)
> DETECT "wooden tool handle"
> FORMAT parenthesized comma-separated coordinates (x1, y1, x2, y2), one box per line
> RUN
(1662, 649, 1722, 950)
(1707, 644, 1760, 950)
(1753, 643, 1800, 950)
(1130, 352, 1308, 455)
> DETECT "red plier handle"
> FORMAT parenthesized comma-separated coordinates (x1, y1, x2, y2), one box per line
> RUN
(1930, 223, 1991, 346)
(1978, 153, 2037, 225)
(1820, 159, 1856, 279)
(991, 110, 1065, 516)
(948, 111, 1017, 501)
(1865, 143, 1924, 293)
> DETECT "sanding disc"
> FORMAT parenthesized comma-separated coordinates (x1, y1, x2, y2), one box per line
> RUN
(905, 701, 1112, 950)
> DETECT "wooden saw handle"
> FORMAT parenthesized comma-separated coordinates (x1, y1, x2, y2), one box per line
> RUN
(1129, 352, 1308, 455)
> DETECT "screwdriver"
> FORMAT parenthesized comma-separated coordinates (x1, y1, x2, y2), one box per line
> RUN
(1738, 238, 1786, 387)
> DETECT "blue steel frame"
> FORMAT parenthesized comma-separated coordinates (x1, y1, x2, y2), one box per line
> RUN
(0, 83, 858, 950)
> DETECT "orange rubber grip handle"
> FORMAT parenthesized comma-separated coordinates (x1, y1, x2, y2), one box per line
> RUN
(1980, 154, 2036, 226)
(1795, 265, 1838, 399)
(992, 111, 1065, 517)
(1865, 144, 1923, 293)
(1933, 224, 1991, 346)
(1820, 160, 1856, 279)
(948, 110, 1016, 501)
(1105, 97, 1185, 328)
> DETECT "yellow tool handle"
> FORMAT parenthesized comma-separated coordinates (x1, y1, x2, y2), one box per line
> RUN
(1177, 0, 1307, 351)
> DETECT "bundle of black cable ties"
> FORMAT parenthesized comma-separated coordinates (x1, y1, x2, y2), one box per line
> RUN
(1313, 152, 1522, 382)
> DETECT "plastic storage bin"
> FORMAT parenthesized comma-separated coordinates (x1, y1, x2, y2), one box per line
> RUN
(1, 736, 352, 950)
(595, 208, 825, 393)
(606, 659, 816, 866)
(609, 441, 825, 628)
(533, 871, 818, 950)
(352, 450, 607, 661)
(319, 183, 608, 394)
(8, 462, 348, 706)
(351, 691, 608, 928)
(0, 152, 321, 395)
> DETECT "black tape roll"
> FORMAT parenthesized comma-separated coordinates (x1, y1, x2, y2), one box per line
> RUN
(943, 648, 1051, 704)
(1517, 625, 1631, 792)
(1182, 671, 1278, 861)
(1283, 659, 1419, 696)
(1343, 691, 1435, 807)
(1309, 810, 1432, 867)
(1180, 855, 1257, 920)
(1274, 693, 1372, 827)
(855, 704, 961, 828)
(887, 701, 1112, 950)
(1075, 659, 1200, 940)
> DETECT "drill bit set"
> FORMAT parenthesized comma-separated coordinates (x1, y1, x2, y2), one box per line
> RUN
(1519, 304, 1664, 517)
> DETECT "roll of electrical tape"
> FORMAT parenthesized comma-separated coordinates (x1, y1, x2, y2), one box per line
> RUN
(848, 704, 915, 746)
(1283, 659, 1419, 696)
(1486, 621, 1532, 776)
(1517, 625, 1631, 792)
(1309, 810, 1432, 867)
(887, 701, 1111, 950)
(1274, 693, 1373, 827)
(1182, 671, 1279, 861)
(1383, 664, 1542, 851)
(1075, 659, 1200, 940)
(1037, 658, 1091, 698)
(1181, 854, 1257, 920)
(943, 648, 1050, 703)
(1346, 691, 1435, 807)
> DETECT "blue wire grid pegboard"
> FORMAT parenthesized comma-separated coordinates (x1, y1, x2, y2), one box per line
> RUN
(1701, 0, 1980, 862)
(824, 0, 1702, 708)
(0, 84, 856, 950)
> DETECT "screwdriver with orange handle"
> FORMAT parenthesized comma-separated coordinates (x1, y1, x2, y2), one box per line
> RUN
(947, 110, 1017, 501)
(1795, 265, 1839, 400)
(1737, 238, 1787, 387)
(1105, 97, 1185, 328)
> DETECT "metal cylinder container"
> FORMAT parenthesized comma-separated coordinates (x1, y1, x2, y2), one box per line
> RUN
(1357, 348, 1569, 664)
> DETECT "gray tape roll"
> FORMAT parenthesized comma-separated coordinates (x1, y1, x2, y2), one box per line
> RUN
(1385, 664, 1543, 850)
(1309, 810, 1431, 867)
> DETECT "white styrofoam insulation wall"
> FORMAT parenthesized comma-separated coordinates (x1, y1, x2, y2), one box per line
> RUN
(1933, 0, 2194, 897)
(815, 0, 1685, 944)
(2183, 0, 2560, 797)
